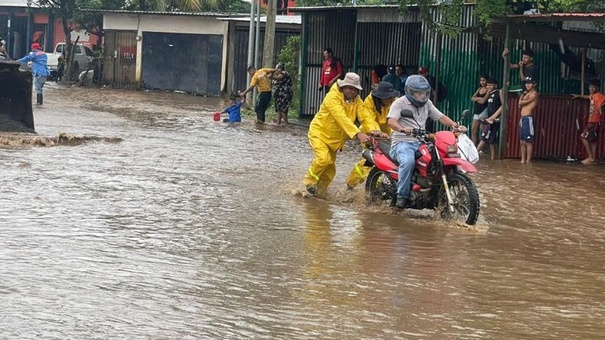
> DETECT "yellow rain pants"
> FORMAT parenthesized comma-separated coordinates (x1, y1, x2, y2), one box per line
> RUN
(304, 84, 380, 196)
(345, 94, 394, 188)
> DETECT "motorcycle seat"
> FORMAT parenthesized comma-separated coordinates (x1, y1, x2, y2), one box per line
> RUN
(377, 139, 392, 156)
(377, 140, 424, 165)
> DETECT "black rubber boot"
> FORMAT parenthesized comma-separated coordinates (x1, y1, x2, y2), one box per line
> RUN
(36, 94, 43, 105)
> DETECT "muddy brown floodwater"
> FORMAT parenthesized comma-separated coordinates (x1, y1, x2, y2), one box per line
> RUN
(1, 84, 604, 339)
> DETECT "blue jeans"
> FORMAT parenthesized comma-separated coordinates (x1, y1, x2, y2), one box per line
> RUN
(389, 141, 421, 199)
(34, 76, 47, 94)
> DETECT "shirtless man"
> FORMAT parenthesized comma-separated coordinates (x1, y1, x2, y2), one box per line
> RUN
(518, 77, 539, 163)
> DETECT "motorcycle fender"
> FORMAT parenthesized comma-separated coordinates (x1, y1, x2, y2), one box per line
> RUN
(442, 158, 478, 172)
(362, 149, 375, 166)
(373, 153, 398, 172)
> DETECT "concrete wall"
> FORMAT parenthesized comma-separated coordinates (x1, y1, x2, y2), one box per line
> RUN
(103, 13, 229, 89)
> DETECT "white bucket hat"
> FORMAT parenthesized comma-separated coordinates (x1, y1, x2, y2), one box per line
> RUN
(337, 72, 363, 90)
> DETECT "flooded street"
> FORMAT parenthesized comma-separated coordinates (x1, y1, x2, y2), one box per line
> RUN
(1, 84, 605, 339)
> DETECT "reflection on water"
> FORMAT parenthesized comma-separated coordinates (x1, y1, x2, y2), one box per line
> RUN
(1, 86, 604, 338)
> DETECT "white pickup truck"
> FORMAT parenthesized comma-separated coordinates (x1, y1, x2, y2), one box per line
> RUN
(46, 42, 95, 76)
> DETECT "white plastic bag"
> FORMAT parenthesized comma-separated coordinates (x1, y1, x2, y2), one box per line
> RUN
(457, 133, 479, 164)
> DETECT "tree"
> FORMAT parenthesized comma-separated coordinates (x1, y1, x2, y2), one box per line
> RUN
(73, 0, 123, 46)
(32, 0, 79, 80)
(132, 0, 201, 11)
(297, 0, 604, 36)
(129, 0, 249, 11)
(396, 0, 605, 37)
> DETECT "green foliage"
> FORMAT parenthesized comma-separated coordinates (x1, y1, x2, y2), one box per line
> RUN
(396, 0, 605, 35)
(473, 0, 509, 28)
(397, 0, 465, 37)
(134, 0, 250, 11)
(277, 35, 301, 117)
(278, 35, 300, 77)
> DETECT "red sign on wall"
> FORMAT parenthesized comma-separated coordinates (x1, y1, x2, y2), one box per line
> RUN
(120, 46, 136, 60)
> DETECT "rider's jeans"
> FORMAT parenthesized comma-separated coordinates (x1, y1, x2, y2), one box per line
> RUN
(389, 141, 421, 199)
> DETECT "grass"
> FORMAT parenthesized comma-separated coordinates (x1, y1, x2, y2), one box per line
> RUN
(241, 102, 296, 123)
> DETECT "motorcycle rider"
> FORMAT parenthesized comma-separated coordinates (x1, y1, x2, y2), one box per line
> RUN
(303, 72, 387, 198)
(387, 75, 466, 209)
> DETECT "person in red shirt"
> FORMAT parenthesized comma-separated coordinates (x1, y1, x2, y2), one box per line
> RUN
(318, 48, 343, 94)
(573, 79, 605, 164)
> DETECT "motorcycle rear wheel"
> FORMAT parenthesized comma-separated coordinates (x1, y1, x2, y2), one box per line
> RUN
(365, 167, 396, 205)
(437, 172, 480, 225)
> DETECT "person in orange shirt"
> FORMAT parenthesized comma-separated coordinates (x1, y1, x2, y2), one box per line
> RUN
(573, 79, 605, 164)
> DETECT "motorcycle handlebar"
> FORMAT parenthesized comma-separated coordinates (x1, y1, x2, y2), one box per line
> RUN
(407, 127, 465, 136)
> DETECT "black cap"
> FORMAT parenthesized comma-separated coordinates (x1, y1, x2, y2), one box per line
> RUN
(524, 76, 537, 84)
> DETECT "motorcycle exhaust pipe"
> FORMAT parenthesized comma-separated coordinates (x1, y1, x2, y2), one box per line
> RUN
(362, 149, 375, 166)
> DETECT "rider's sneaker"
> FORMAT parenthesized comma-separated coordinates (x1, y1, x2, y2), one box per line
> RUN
(395, 196, 412, 209)
(306, 185, 317, 196)
(346, 184, 355, 191)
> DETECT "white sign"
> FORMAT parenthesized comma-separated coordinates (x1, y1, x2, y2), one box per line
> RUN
(70, 30, 90, 43)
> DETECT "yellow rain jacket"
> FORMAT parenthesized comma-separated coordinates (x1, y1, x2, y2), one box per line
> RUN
(304, 85, 380, 197)
(308, 85, 380, 151)
(360, 94, 393, 134)
(345, 94, 396, 188)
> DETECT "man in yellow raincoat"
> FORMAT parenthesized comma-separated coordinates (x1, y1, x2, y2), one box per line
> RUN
(304, 72, 387, 197)
(345, 81, 400, 189)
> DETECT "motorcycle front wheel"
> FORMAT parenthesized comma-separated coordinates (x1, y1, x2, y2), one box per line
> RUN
(365, 167, 396, 205)
(437, 172, 480, 225)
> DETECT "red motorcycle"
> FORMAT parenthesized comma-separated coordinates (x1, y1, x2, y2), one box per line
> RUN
(362, 109, 480, 225)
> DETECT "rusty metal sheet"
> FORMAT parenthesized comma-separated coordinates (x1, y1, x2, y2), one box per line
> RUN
(504, 94, 589, 159)
(103, 30, 138, 89)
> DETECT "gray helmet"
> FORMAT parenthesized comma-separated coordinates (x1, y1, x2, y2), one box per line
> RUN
(405, 75, 431, 107)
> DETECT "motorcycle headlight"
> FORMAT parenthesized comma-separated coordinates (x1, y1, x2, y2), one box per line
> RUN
(447, 145, 459, 158)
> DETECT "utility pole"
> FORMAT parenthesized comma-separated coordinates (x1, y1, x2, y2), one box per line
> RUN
(262, 0, 277, 68)
(498, 22, 511, 160)
(247, 0, 255, 87)
(254, 1, 261, 69)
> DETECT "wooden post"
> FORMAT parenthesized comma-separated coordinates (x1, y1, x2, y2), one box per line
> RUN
(435, 31, 442, 104)
(581, 48, 586, 95)
(262, 0, 277, 68)
(432, 31, 442, 133)
(247, 0, 255, 88)
(498, 22, 511, 160)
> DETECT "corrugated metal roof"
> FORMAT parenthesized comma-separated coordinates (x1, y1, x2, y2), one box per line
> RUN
(486, 22, 605, 50)
(501, 12, 605, 22)
(87, 9, 246, 17)
(292, 4, 399, 12)
(220, 15, 301, 25)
